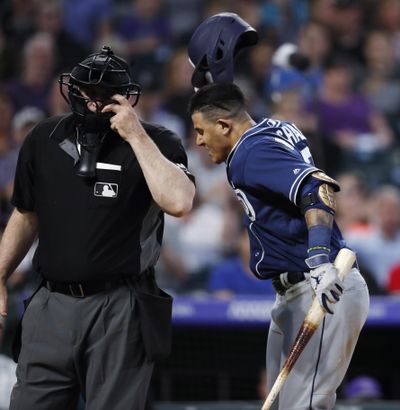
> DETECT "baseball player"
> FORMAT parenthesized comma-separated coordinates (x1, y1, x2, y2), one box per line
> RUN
(188, 14, 370, 409)
(0, 46, 195, 409)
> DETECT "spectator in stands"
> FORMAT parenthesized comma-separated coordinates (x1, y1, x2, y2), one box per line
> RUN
(361, 30, 400, 138)
(310, 0, 336, 32)
(165, 0, 202, 45)
(0, 89, 13, 154)
(347, 185, 400, 291)
(208, 225, 275, 298)
(267, 22, 333, 168)
(33, 0, 89, 73)
(312, 0, 367, 70)
(335, 171, 372, 235)
(114, 0, 170, 77)
(48, 75, 70, 117)
(135, 72, 185, 140)
(386, 263, 400, 294)
(335, 172, 386, 294)
(0, 90, 14, 230)
(0, 0, 36, 61)
(159, 192, 228, 294)
(297, 20, 332, 99)
(4, 32, 55, 114)
(0, 106, 45, 230)
(270, 89, 318, 152)
(159, 177, 239, 294)
(299, 21, 332, 73)
(373, 0, 400, 64)
(266, 21, 331, 128)
(0, 23, 18, 82)
(311, 57, 394, 181)
(233, 0, 261, 32)
(60, 0, 112, 49)
(201, 0, 232, 19)
(260, 0, 310, 44)
(163, 47, 196, 140)
(235, 39, 275, 120)
(11, 106, 45, 148)
(185, 133, 227, 201)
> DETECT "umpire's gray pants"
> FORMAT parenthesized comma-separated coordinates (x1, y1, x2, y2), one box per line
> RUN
(266, 268, 369, 410)
(9, 284, 154, 410)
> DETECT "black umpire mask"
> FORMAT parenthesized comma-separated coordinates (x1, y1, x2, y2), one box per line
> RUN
(58, 46, 141, 179)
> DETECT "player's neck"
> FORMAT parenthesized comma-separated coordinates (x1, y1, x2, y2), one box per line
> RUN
(232, 117, 256, 146)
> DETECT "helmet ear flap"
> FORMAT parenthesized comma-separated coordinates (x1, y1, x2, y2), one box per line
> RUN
(190, 56, 212, 89)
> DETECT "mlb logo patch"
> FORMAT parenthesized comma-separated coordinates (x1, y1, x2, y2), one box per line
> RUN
(94, 182, 118, 198)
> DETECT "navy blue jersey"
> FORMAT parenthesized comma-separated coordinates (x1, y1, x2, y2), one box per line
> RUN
(226, 118, 346, 279)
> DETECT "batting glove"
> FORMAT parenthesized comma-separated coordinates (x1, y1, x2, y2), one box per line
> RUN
(308, 263, 344, 314)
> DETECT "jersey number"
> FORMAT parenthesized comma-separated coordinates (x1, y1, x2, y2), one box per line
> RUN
(234, 189, 256, 221)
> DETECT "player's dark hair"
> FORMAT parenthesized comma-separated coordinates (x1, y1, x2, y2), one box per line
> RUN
(188, 83, 247, 121)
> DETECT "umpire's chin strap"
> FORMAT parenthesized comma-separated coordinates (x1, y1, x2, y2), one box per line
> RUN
(74, 130, 107, 179)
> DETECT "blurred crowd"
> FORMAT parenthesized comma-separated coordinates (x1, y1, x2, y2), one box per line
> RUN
(1, 0, 400, 369)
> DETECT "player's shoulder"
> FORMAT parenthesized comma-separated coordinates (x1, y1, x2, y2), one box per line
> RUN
(228, 118, 282, 165)
(240, 118, 283, 144)
(243, 119, 308, 154)
(238, 119, 295, 153)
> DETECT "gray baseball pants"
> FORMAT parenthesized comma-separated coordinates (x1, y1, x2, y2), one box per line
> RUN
(266, 268, 369, 410)
(9, 284, 154, 410)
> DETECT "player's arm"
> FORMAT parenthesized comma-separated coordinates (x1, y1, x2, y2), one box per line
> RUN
(0, 209, 38, 322)
(299, 172, 344, 314)
(102, 95, 195, 217)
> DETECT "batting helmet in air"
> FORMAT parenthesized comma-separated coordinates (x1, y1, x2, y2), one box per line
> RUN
(188, 12, 258, 88)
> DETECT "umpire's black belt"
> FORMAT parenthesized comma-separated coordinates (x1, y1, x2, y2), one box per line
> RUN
(45, 275, 135, 298)
(44, 268, 155, 298)
(272, 271, 306, 295)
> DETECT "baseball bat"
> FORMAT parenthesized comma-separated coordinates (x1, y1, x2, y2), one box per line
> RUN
(261, 248, 356, 410)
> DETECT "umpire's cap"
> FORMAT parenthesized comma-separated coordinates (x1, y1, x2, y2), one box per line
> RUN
(188, 12, 258, 88)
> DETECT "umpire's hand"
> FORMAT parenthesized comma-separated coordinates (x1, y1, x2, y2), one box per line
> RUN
(102, 94, 146, 142)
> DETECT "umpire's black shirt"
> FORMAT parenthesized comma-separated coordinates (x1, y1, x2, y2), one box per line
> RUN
(11, 114, 194, 282)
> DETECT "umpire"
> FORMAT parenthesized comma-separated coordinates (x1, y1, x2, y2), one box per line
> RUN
(0, 46, 195, 410)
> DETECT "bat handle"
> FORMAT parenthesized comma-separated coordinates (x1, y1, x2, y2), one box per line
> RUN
(335, 247, 356, 281)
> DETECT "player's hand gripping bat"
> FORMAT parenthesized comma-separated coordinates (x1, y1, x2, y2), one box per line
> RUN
(261, 248, 356, 410)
